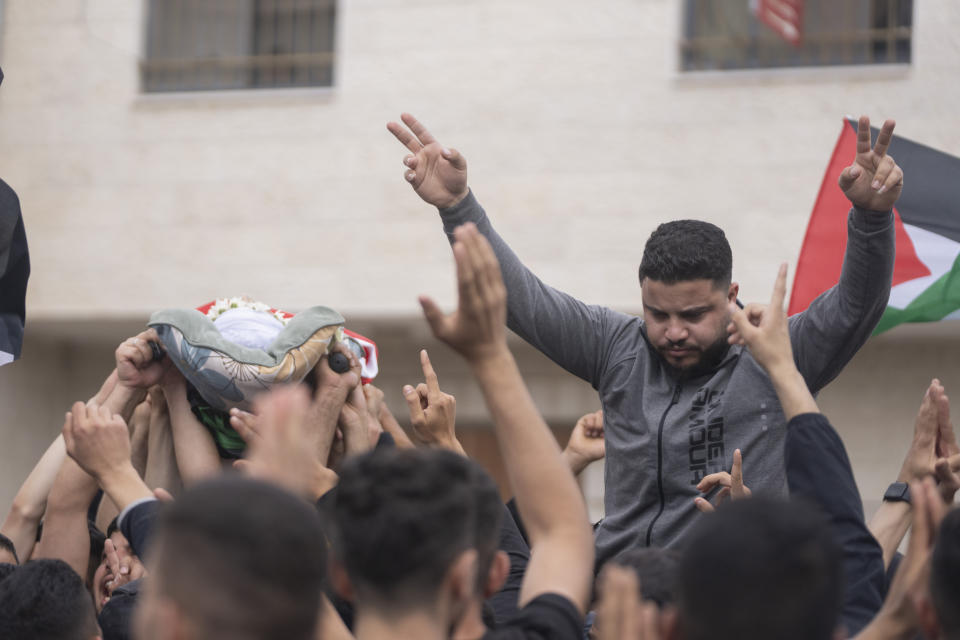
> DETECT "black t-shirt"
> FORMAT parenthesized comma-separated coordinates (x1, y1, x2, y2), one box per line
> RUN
(483, 593, 583, 640)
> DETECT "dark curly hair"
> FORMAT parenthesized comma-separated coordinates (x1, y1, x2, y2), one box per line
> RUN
(638, 220, 732, 288)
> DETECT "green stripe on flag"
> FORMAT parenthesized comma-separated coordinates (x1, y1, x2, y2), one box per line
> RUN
(874, 253, 960, 334)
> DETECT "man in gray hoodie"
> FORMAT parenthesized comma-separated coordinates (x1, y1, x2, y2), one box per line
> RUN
(388, 113, 902, 565)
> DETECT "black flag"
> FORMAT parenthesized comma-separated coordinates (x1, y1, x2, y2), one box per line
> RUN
(0, 180, 29, 365)
(0, 66, 31, 365)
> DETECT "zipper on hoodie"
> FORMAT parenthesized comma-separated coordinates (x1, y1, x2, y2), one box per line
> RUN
(645, 382, 683, 546)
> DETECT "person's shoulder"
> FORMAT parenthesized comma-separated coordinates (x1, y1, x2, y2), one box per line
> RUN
(485, 593, 583, 640)
(0, 178, 19, 208)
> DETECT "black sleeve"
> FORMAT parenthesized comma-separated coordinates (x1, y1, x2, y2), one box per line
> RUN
(486, 593, 584, 640)
(785, 413, 885, 636)
(120, 501, 162, 559)
(505, 498, 530, 547)
(485, 503, 532, 625)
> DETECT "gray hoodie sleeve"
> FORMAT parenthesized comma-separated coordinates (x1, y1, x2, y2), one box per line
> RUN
(438, 190, 631, 387)
(788, 208, 894, 394)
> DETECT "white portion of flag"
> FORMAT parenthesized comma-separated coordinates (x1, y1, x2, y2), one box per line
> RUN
(887, 223, 960, 310)
(0, 350, 14, 366)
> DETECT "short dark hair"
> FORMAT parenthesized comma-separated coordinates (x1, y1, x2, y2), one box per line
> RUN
(0, 558, 99, 640)
(637, 220, 732, 288)
(151, 475, 327, 640)
(932, 508, 960, 636)
(332, 448, 479, 611)
(608, 547, 681, 607)
(0, 563, 17, 582)
(677, 498, 843, 640)
(0, 533, 19, 565)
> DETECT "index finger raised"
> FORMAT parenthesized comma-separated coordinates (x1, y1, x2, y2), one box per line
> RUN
(770, 262, 788, 312)
(420, 349, 441, 395)
(731, 448, 745, 495)
(856, 115, 872, 155)
(105, 539, 121, 577)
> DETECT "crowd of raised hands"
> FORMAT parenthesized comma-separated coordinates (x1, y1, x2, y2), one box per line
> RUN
(0, 116, 956, 640)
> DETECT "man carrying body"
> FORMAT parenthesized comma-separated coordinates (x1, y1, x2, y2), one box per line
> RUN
(388, 114, 902, 562)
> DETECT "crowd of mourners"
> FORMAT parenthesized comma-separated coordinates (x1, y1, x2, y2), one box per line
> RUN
(0, 112, 958, 640)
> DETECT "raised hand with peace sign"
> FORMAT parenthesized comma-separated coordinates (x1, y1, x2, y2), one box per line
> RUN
(838, 116, 904, 212)
(387, 113, 470, 210)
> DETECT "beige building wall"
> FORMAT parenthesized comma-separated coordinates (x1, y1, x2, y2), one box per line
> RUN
(1, 0, 959, 520)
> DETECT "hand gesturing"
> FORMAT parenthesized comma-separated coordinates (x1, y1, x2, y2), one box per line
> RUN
(387, 113, 469, 209)
(838, 116, 903, 212)
(419, 223, 507, 363)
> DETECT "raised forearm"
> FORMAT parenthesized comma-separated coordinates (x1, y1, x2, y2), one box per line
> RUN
(1, 435, 67, 559)
(852, 608, 915, 640)
(470, 348, 590, 543)
(867, 501, 911, 570)
(103, 383, 148, 424)
(164, 385, 220, 486)
(768, 363, 820, 420)
(441, 192, 608, 384)
(33, 457, 100, 577)
(98, 464, 153, 514)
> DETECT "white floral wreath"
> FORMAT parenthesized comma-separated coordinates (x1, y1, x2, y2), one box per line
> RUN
(203, 297, 292, 325)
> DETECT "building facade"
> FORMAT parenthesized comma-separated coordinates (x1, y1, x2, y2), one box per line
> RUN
(1, 0, 958, 519)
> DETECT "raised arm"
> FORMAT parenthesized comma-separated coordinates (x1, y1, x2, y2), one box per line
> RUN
(729, 264, 819, 420)
(62, 402, 152, 515)
(388, 113, 628, 387)
(730, 264, 885, 635)
(420, 222, 594, 614)
(35, 331, 170, 576)
(869, 380, 950, 570)
(159, 364, 220, 487)
(0, 434, 67, 562)
(33, 361, 142, 577)
(790, 116, 900, 393)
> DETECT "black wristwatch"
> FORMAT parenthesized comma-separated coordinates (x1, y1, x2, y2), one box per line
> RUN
(883, 481, 911, 504)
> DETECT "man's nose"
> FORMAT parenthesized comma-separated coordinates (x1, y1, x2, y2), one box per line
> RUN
(665, 321, 688, 343)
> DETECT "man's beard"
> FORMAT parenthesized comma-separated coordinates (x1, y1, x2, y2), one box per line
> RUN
(657, 332, 731, 380)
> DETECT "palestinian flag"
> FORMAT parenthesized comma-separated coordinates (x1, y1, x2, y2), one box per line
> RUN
(789, 118, 960, 334)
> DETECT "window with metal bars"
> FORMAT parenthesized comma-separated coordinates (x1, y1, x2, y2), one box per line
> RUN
(141, 0, 336, 93)
(680, 0, 912, 72)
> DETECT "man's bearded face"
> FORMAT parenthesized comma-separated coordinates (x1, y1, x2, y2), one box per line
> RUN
(641, 278, 738, 375)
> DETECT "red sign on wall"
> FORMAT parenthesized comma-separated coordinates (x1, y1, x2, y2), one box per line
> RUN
(751, 0, 804, 46)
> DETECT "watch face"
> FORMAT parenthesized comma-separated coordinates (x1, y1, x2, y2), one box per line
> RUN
(884, 482, 910, 502)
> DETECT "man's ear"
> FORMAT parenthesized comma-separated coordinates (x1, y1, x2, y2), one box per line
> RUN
(330, 559, 355, 602)
(484, 550, 510, 598)
(727, 282, 739, 304)
(445, 549, 479, 603)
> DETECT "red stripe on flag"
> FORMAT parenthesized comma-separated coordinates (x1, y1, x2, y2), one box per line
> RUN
(789, 121, 930, 315)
